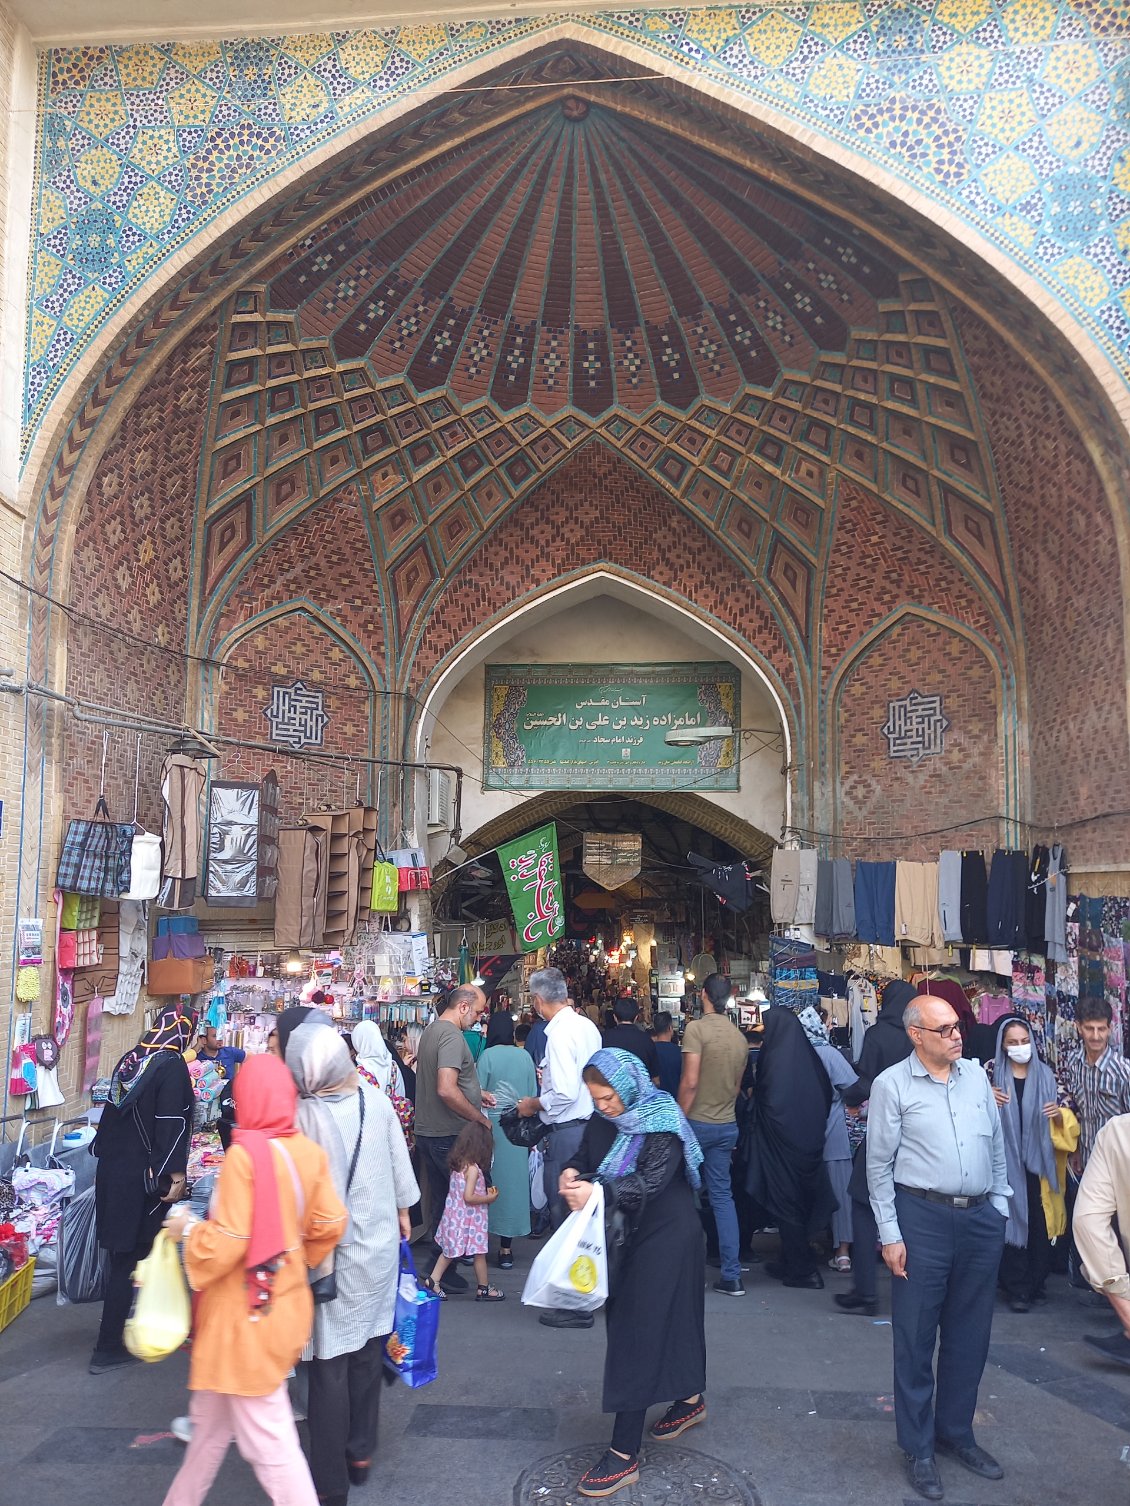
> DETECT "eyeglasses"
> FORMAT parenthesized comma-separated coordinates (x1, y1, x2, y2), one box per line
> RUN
(911, 1022, 962, 1039)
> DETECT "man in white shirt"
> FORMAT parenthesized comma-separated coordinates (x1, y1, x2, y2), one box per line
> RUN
(518, 965, 602, 1330)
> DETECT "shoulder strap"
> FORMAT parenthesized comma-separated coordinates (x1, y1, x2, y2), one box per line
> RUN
(271, 1140, 305, 1221)
(345, 1087, 366, 1196)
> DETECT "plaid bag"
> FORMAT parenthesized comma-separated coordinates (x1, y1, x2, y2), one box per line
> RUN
(56, 798, 133, 898)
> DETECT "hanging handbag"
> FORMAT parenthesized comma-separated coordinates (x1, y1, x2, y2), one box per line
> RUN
(123, 831, 162, 901)
(8, 1044, 38, 1097)
(387, 847, 431, 893)
(370, 861, 400, 914)
(57, 798, 133, 898)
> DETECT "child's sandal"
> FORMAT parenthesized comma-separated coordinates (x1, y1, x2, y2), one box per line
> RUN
(422, 1276, 447, 1301)
(476, 1283, 506, 1302)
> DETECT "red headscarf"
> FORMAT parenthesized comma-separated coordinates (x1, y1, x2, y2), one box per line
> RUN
(232, 1054, 298, 1274)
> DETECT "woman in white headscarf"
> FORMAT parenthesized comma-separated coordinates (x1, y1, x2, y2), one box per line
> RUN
(286, 1024, 419, 1506)
(351, 1020, 405, 1099)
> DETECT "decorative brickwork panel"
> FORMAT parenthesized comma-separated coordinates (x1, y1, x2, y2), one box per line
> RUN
(406, 443, 801, 709)
(821, 479, 1008, 674)
(835, 617, 1002, 859)
(61, 322, 215, 823)
(213, 612, 376, 821)
(954, 306, 1130, 866)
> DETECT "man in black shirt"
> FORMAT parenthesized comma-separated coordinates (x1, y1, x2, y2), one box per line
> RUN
(601, 997, 660, 1084)
(651, 1012, 683, 1097)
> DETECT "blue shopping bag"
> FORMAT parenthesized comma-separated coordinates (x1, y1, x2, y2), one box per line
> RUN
(384, 1239, 440, 1388)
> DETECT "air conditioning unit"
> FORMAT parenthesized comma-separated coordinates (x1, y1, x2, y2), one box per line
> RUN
(427, 769, 451, 830)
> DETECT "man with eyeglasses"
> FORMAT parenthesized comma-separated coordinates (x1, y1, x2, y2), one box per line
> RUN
(867, 996, 1012, 1502)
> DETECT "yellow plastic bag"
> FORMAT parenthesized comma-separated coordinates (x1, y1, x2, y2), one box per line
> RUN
(123, 1230, 191, 1362)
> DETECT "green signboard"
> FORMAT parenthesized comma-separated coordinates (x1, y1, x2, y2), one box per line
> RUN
(498, 822, 566, 952)
(485, 663, 740, 791)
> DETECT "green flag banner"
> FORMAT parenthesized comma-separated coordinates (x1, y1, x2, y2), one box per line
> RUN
(498, 822, 565, 953)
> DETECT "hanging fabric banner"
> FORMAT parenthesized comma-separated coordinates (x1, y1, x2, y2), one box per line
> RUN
(582, 833, 642, 891)
(498, 823, 566, 953)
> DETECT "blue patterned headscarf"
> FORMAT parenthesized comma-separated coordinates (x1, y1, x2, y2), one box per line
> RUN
(586, 1047, 703, 1190)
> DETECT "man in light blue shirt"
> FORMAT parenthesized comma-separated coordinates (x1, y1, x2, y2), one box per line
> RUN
(868, 995, 1012, 1502)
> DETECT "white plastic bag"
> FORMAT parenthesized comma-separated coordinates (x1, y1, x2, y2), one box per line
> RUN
(529, 1143, 547, 1211)
(522, 1182, 608, 1311)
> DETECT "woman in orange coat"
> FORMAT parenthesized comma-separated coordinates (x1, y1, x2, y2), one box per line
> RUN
(161, 1053, 346, 1506)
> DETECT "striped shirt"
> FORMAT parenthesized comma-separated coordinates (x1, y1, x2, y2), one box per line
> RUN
(1064, 1046, 1130, 1168)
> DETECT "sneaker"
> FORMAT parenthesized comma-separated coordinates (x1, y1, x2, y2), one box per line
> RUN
(650, 1397, 706, 1441)
(712, 1277, 746, 1297)
(171, 1416, 193, 1445)
(577, 1450, 640, 1497)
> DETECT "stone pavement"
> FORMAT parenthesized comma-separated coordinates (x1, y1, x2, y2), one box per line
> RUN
(1, 1246, 1128, 1506)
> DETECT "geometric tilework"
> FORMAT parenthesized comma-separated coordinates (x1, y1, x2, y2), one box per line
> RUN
(24, 3, 1130, 460)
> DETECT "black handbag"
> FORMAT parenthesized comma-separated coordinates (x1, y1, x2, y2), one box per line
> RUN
(310, 1088, 366, 1304)
(499, 1107, 551, 1149)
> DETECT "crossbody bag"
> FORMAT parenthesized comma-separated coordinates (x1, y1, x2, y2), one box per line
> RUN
(274, 1088, 365, 1304)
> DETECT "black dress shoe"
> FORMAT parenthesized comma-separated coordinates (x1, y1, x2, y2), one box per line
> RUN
(712, 1277, 746, 1296)
(538, 1309, 595, 1329)
(782, 1270, 824, 1290)
(440, 1269, 469, 1293)
(1008, 1296, 1031, 1312)
(1083, 1331, 1130, 1367)
(88, 1348, 139, 1375)
(834, 1291, 877, 1314)
(347, 1461, 371, 1485)
(935, 1439, 1003, 1479)
(905, 1454, 943, 1500)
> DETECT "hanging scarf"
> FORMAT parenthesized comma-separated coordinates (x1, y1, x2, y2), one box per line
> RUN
(992, 1017, 1058, 1248)
(352, 1020, 402, 1096)
(231, 1055, 299, 1297)
(588, 1047, 703, 1190)
(797, 1005, 829, 1047)
(286, 1022, 359, 1240)
(108, 1004, 194, 1108)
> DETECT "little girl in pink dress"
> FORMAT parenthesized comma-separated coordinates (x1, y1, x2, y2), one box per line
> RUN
(425, 1119, 505, 1302)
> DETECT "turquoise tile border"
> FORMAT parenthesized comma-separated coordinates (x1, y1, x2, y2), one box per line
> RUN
(23, 3, 1130, 461)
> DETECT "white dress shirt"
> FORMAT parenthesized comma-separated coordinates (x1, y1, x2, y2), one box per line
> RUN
(538, 1006, 602, 1124)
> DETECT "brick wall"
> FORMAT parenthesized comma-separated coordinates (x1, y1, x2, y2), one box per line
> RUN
(213, 611, 378, 822)
(833, 615, 1002, 859)
(408, 443, 801, 705)
(955, 306, 1130, 867)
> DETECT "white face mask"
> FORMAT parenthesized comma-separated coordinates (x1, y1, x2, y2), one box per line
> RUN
(1006, 1043, 1032, 1065)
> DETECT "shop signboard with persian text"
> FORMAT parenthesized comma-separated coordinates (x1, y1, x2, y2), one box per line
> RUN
(485, 663, 739, 791)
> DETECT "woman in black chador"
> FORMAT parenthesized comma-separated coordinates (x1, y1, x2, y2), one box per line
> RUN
(561, 1047, 706, 1498)
(90, 1005, 194, 1373)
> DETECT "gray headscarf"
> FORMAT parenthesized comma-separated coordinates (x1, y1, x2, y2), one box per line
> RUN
(797, 1005, 829, 1047)
(286, 1021, 359, 1240)
(992, 1017, 1058, 1248)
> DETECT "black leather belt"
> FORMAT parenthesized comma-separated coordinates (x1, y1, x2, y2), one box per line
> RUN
(895, 1183, 988, 1209)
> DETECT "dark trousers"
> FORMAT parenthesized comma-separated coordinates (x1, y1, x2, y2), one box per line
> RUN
(998, 1172, 1052, 1302)
(851, 1196, 879, 1304)
(416, 1133, 457, 1240)
(543, 1120, 588, 1228)
(611, 1409, 647, 1457)
(95, 1242, 152, 1354)
(778, 1219, 817, 1279)
(891, 1192, 1005, 1458)
(306, 1334, 387, 1499)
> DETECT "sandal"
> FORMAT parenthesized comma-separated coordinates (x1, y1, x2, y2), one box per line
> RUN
(476, 1283, 506, 1302)
(828, 1255, 852, 1273)
(421, 1276, 447, 1301)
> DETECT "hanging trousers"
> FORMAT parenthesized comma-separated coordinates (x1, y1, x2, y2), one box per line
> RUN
(306, 1335, 388, 1501)
(890, 1192, 1005, 1458)
(162, 1385, 318, 1506)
